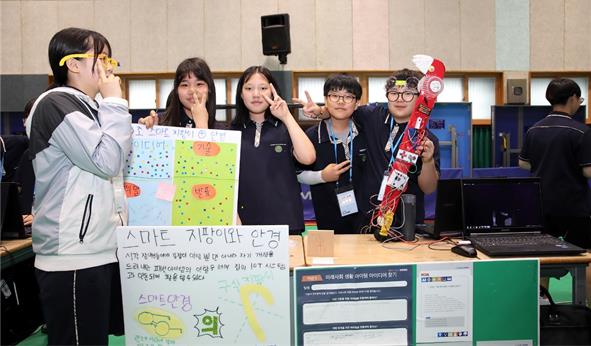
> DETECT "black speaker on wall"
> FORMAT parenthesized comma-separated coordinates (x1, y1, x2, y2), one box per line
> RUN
(261, 13, 291, 64)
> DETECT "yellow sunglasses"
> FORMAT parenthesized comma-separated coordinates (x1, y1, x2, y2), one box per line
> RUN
(59, 53, 119, 69)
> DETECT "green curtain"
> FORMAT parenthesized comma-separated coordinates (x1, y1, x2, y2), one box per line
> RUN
(472, 125, 492, 168)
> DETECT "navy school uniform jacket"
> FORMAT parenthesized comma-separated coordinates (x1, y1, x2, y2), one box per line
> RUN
(15, 149, 35, 214)
(1, 135, 28, 182)
(300, 120, 369, 233)
(579, 128, 591, 172)
(353, 103, 440, 224)
(520, 113, 591, 217)
(231, 118, 305, 233)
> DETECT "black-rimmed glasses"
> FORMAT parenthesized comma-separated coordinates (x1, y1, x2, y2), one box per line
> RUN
(386, 91, 419, 102)
(327, 93, 356, 104)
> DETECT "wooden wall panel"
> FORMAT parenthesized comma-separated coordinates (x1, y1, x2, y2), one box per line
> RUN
(530, 0, 564, 71)
(460, 0, 495, 70)
(316, 0, 353, 70)
(166, 0, 205, 71)
(2, 1, 22, 74)
(352, 0, 389, 70)
(22, 1, 58, 74)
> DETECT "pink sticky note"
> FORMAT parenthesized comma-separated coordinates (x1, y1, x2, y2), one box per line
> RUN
(156, 182, 176, 202)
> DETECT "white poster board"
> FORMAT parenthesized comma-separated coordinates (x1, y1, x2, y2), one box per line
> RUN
(415, 262, 473, 343)
(117, 225, 290, 345)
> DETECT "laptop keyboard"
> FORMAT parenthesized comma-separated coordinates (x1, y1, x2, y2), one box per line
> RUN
(470, 233, 561, 247)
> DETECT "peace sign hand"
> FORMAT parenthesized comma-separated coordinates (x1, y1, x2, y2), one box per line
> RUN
(321, 160, 351, 182)
(97, 61, 122, 99)
(190, 89, 209, 128)
(292, 90, 322, 118)
(262, 83, 291, 121)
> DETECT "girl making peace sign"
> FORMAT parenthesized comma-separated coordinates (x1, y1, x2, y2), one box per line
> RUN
(139, 57, 219, 129)
(231, 66, 315, 234)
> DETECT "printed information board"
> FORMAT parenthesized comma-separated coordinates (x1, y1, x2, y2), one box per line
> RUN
(295, 259, 538, 345)
(295, 265, 414, 345)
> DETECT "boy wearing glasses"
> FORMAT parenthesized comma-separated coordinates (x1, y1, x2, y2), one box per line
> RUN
(519, 78, 591, 249)
(297, 74, 368, 233)
(296, 69, 440, 229)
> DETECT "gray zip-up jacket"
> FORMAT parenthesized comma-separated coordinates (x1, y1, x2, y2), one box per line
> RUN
(26, 86, 132, 271)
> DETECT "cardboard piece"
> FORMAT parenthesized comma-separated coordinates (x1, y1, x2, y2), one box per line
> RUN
(304, 229, 335, 258)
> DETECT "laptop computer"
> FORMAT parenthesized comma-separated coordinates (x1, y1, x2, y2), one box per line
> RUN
(421, 179, 464, 239)
(1, 182, 28, 239)
(462, 177, 586, 256)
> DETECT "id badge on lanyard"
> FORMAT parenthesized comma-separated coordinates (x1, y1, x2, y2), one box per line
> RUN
(328, 120, 358, 217)
(336, 185, 358, 216)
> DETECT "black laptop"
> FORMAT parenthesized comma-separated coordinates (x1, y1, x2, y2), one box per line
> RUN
(421, 179, 464, 239)
(1, 182, 28, 239)
(462, 177, 586, 257)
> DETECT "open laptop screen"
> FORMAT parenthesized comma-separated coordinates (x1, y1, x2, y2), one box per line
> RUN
(461, 177, 544, 234)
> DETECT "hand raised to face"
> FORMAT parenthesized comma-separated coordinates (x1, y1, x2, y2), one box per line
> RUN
(262, 83, 291, 121)
(97, 60, 122, 99)
(292, 90, 322, 119)
(190, 88, 209, 128)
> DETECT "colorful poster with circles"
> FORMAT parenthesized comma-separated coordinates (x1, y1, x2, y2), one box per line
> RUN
(124, 125, 241, 226)
(117, 225, 290, 345)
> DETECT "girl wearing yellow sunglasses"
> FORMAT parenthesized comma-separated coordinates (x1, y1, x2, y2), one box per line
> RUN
(25, 27, 130, 346)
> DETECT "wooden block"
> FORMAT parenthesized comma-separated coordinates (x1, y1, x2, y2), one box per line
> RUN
(304, 230, 335, 258)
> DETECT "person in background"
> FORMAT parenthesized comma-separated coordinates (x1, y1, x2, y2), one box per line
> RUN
(231, 66, 315, 234)
(519, 78, 591, 303)
(16, 98, 37, 226)
(577, 127, 591, 304)
(519, 78, 590, 249)
(296, 74, 368, 233)
(0, 99, 36, 226)
(25, 27, 131, 345)
(0, 134, 28, 183)
(138, 57, 221, 129)
(581, 128, 591, 179)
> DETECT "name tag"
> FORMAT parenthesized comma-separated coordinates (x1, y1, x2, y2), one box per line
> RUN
(335, 185, 358, 217)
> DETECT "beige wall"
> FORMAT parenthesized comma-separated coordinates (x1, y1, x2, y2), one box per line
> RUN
(1, 0, 590, 74)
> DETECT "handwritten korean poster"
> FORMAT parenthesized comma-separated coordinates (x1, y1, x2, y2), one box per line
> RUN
(124, 125, 241, 226)
(117, 225, 290, 346)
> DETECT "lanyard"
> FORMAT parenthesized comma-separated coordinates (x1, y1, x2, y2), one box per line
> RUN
(388, 115, 403, 167)
(326, 119, 353, 187)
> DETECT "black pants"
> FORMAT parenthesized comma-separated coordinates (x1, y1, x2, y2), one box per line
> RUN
(545, 215, 591, 249)
(35, 262, 124, 346)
